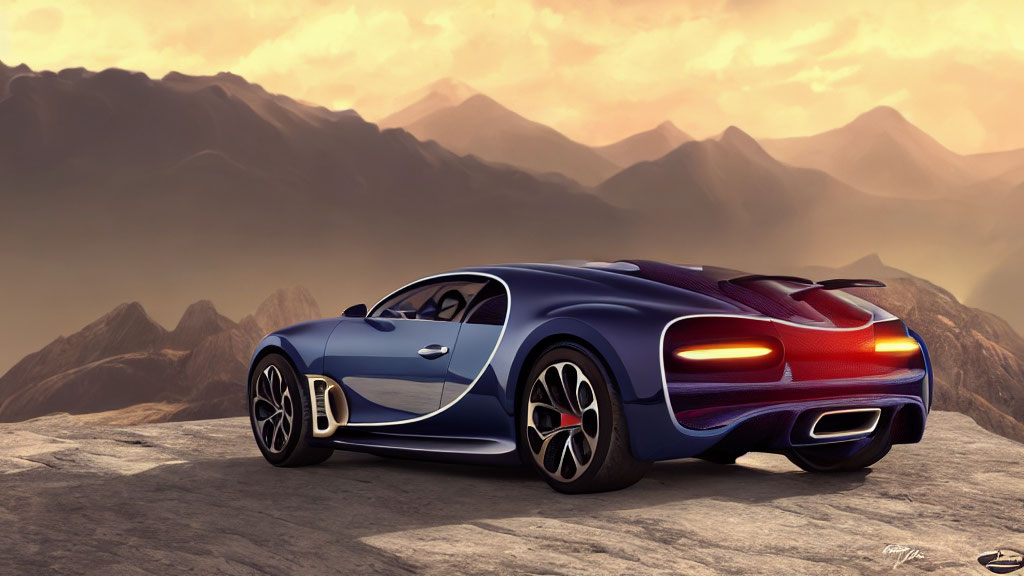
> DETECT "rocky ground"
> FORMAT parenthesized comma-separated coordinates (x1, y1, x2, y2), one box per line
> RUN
(0, 411, 1021, 575)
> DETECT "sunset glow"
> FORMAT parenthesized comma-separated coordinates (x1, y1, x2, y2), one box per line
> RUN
(2, 1, 1023, 152)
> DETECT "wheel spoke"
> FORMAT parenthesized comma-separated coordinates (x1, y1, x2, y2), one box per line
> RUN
(558, 435, 579, 480)
(560, 363, 581, 415)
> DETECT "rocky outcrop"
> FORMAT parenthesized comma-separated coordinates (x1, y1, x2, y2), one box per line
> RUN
(0, 302, 166, 405)
(0, 288, 322, 423)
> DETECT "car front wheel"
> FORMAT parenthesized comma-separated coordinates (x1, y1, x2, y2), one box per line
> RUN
(248, 353, 333, 467)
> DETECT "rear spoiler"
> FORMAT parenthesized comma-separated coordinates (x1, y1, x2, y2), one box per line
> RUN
(791, 279, 886, 301)
(728, 275, 886, 301)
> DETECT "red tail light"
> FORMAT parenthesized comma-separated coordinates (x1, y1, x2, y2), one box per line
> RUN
(874, 337, 920, 354)
(672, 338, 783, 371)
(675, 342, 775, 361)
(664, 316, 924, 383)
(664, 317, 786, 382)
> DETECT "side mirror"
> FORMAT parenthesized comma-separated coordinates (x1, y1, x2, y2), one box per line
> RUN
(342, 303, 367, 318)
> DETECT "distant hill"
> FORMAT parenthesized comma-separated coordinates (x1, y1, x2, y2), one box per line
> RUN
(963, 147, 1024, 185)
(403, 93, 622, 185)
(0, 288, 320, 423)
(594, 121, 692, 167)
(760, 106, 982, 198)
(597, 126, 859, 235)
(796, 253, 911, 284)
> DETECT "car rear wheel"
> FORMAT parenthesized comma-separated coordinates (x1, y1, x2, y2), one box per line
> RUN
(785, 428, 892, 473)
(249, 353, 333, 467)
(519, 343, 650, 494)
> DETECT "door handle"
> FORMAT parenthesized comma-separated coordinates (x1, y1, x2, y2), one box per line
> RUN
(417, 344, 449, 359)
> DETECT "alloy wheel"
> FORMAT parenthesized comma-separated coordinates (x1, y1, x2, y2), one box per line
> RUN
(525, 361, 600, 482)
(251, 364, 294, 454)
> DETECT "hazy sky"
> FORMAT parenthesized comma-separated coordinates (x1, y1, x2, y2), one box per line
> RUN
(3, 0, 1023, 152)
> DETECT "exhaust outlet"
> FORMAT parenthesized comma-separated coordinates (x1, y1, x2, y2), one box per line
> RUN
(810, 408, 881, 439)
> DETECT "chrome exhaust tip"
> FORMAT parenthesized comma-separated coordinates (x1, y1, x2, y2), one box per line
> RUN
(306, 375, 349, 437)
(809, 408, 881, 439)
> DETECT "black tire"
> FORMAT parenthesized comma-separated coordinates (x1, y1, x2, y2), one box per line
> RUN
(248, 353, 333, 467)
(518, 343, 650, 494)
(785, 427, 892, 473)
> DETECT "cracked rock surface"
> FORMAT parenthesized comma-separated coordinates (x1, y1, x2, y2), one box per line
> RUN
(1, 411, 1021, 575)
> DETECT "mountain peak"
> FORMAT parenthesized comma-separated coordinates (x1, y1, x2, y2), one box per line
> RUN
(100, 301, 155, 327)
(851, 105, 910, 129)
(0, 60, 32, 74)
(173, 300, 231, 331)
(425, 77, 476, 100)
(458, 93, 511, 114)
(167, 300, 236, 349)
(720, 125, 766, 153)
(850, 253, 886, 269)
(721, 125, 752, 141)
(254, 287, 321, 333)
(654, 120, 691, 141)
(378, 78, 478, 128)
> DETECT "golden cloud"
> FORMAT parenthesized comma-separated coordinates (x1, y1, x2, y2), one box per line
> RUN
(2, 0, 1022, 152)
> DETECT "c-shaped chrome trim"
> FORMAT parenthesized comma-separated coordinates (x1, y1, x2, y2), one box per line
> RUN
(307, 375, 349, 438)
(341, 271, 511, 428)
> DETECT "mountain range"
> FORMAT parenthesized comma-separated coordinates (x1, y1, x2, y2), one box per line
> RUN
(1, 59, 1023, 394)
(0, 60, 641, 376)
(382, 84, 693, 184)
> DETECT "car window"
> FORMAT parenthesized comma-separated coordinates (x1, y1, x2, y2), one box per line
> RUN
(371, 278, 487, 322)
(464, 281, 508, 326)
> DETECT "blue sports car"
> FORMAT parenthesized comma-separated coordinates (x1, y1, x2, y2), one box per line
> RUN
(247, 261, 932, 493)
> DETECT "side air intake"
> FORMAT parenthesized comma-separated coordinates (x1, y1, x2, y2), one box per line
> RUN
(307, 375, 349, 437)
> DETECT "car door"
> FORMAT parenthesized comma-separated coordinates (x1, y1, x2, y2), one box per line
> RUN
(323, 277, 486, 424)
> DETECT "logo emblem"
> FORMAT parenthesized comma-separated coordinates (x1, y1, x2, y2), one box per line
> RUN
(978, 550, 1024, 574)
